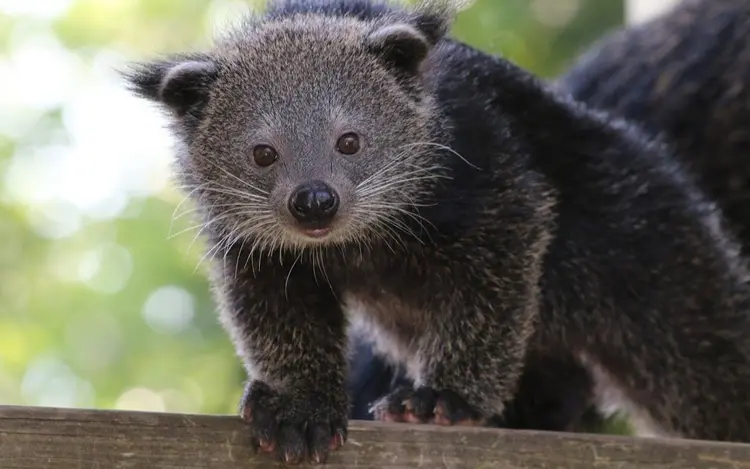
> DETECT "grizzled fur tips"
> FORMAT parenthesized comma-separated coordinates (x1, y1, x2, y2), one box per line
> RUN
(126, 0, 750, 463)
(348, 0, 750, 434)
(550, 0, 750, 433)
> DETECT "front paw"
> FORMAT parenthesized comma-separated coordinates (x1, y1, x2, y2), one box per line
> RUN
(239, 380, 348, 465)
(369, 385, 489, 427)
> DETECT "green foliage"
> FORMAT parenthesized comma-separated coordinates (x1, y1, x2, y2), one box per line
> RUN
(0, 0, 625, 430)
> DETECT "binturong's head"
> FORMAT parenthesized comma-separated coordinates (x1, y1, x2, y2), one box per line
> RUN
(124, 0, 458, 251)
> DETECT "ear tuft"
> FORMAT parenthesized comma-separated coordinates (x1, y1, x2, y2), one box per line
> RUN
(121, 57, 218, 117)
(366, 23, 431, 73)
(410, 0, 462, 43)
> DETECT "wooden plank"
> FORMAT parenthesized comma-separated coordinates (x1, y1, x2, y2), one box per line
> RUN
(2, 405, 750, 468)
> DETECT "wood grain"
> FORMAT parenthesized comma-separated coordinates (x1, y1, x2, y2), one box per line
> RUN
(2, 405, 750, 468)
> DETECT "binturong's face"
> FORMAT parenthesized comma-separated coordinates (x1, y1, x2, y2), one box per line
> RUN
(124, 7, 452, 252)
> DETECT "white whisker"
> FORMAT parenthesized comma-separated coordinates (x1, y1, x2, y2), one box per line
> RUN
(204, 158, 270, 195)
(400, 141, 481, 171)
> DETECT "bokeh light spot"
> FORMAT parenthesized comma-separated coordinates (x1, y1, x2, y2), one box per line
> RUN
(142, 285, 196, 335)
(115, 387, 166, 412)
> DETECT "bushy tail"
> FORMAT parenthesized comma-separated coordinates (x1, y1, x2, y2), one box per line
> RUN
(560, 0, 750, 253)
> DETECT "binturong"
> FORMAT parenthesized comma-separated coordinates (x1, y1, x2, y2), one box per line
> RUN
(124, 0, 750, 464)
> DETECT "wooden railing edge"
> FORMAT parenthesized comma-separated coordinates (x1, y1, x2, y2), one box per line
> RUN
(2, 405, 750, 468)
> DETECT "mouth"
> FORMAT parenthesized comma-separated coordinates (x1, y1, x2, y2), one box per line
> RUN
(301, 227, 332, 238)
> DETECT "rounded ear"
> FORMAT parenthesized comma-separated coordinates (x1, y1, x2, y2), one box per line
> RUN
(158, 60, 218, 113)
(366, 23, 431, 74)
(122, 57, 218, 117)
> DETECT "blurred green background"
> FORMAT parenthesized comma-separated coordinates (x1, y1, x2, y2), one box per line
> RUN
(0, 0, 624, 418)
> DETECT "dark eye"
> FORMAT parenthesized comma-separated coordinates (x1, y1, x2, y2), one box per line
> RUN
(336, 133, 361, 155)
(253, 145, 278, 167)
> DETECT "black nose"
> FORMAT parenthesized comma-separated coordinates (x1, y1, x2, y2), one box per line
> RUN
(288, 180, 339, 224)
